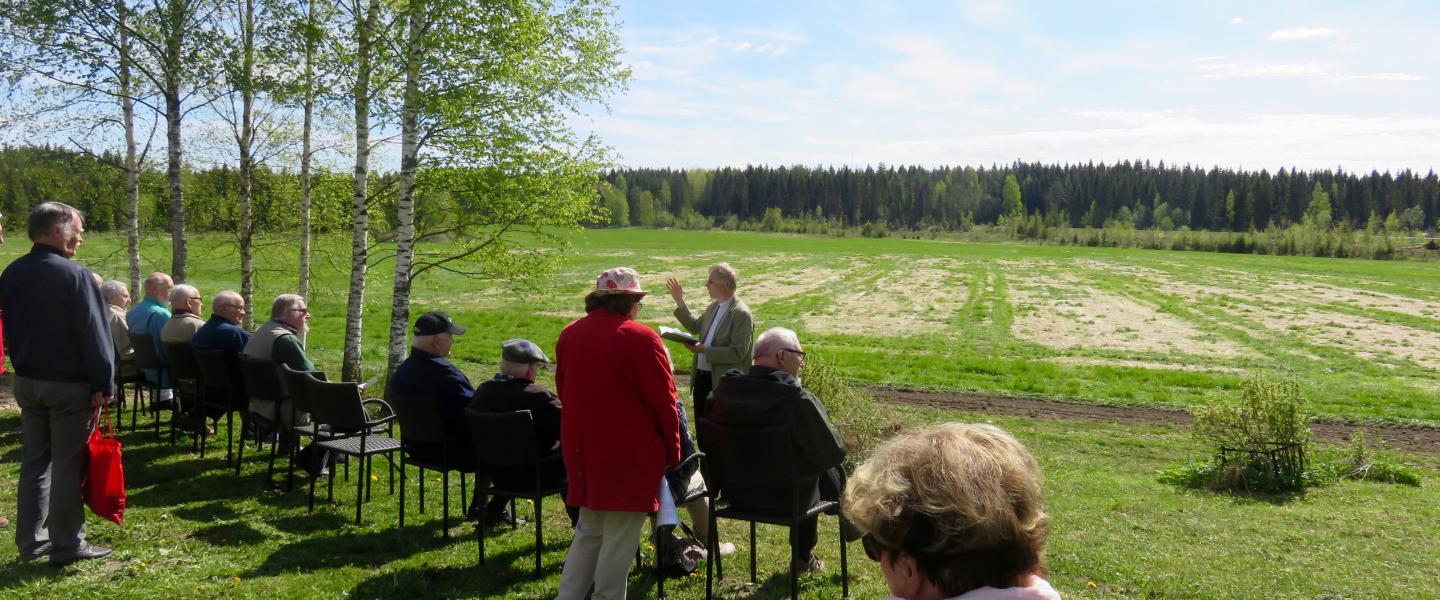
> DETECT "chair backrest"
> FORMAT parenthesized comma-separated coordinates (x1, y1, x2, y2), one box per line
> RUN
(696, 418, 798, 489)
(162, 340, 202, 381)
(306, 378, 369, 432)
(239, 356, 288, 403)
(129, 332, 166, 370)
(392, 393, 451, 445)
(192, 348, 234, 388)
(466, 409, 539, 467)
(280, 364, 324, 415)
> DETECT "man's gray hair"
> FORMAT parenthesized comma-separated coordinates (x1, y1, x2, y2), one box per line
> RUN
(27, 201, 79, 241)
(270, 293, 306, 320)
(499, 359, 533, 378)
(144, 272, 172, 298)
(169, 284, 198, 307)
(212, 290, 242, 314)
(100, 280, 129, 304)
(753, 327, 800, 359)
(709, 262, 739, 290)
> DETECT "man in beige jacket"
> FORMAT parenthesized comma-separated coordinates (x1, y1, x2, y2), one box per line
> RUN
(665, 262, 755, 417)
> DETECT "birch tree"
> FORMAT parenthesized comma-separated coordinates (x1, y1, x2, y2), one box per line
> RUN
(339, 0, 388, 382)
(378, 0, 628, 377)
(0, 0, 157, 293)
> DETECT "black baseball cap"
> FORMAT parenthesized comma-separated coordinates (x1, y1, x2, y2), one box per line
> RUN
(414, 311, 466, 336)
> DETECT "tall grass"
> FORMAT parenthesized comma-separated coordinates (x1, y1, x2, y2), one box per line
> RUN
(802, 354, 901, 469)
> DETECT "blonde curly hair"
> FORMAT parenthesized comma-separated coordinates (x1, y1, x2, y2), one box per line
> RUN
(842, 423, 1049, 595)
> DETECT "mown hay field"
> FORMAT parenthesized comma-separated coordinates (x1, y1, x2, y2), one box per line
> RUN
(36, 227, 1440, 424)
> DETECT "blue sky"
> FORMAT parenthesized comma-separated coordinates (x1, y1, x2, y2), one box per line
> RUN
(580, 0, 1440, 172)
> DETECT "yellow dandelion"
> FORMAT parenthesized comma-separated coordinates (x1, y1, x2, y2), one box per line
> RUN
(1088, 581, 1098, 588)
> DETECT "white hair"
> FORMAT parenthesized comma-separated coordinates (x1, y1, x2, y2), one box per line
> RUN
(169, 284, 199, 307)
(101, 280, 129, 304)
(499, 359, 534, 378)
(753, 327, 800, 359)
(212, 290, 243, 313)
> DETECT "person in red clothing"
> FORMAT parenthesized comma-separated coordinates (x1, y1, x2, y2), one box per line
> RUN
(554, 267, 681, 600)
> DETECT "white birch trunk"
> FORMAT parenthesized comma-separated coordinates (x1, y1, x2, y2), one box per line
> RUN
(119, 1, 141, 295)
(387, 0, 424, 379)
(237, 0, 256, 328)
(297, 0, 315, 301)
(342, 0, 381, 382)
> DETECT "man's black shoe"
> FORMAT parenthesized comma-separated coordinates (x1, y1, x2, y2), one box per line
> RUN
(17, 541, 51, 563)
(50, 544, 111, 567)
(483, 509, 526, 528)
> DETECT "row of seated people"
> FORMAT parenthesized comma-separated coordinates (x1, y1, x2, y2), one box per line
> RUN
(99, 270, 842, 579)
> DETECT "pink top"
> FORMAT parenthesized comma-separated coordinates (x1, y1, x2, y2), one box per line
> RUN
(885, 576, 1062, 600)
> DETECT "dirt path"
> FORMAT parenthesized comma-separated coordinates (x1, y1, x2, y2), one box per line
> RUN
(874, 387, 1440, 456)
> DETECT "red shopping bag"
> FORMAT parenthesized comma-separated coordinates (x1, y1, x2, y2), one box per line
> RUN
(83, 407, 126, 525)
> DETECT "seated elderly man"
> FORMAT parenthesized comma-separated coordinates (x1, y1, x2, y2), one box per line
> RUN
(160, 284, 204, 344)
(706, 326, 850, 574)
(192, 290, 252, 398)
(389, 312, 515, 525)
(100, 280, 135, 377)
(242, 293, 314, 427)
(468, 338, 568, 525)
(127, 271, 175, 403)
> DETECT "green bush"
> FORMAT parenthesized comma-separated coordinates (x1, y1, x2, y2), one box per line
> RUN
(1186, 376, 1312, 492)
(1332, 430, 1422, 486)
(802, 354, 901, 470)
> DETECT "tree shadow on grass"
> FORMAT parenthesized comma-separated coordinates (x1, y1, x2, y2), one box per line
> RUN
(346, 544, 568, 600)
(245, 523, 457, 577)
(191, 521, 269, 547)
(0, 561, 68, 591)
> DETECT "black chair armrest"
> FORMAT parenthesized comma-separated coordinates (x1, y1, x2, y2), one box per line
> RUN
(362, 397, 394, 416)
(668, 451, 705, 476)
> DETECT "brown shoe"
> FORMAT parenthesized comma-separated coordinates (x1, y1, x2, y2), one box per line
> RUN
(793, 554, 825, 573)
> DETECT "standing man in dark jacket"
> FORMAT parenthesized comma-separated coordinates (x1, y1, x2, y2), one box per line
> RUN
(706, 326, 847, 574)
(0, 202, 115, 566)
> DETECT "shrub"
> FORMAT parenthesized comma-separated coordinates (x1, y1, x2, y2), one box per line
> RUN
(802, 354, 901, 470)
(1332, 430, 1422, 486)
(1187, 376, 1312, 492)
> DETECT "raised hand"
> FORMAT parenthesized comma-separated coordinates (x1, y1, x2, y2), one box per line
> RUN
(665, 277, 685, 305)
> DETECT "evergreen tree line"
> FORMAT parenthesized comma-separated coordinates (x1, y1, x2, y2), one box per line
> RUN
(598, 162, 1438, 234)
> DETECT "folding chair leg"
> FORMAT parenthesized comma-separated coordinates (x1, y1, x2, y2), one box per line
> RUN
(751, 521, 758, 583)
(442, 471, 450, 540)
(459, 473, 467, 515)
(419, 471, 426, 513)
(225, 411, 234, 468)
(399, 457, 407, 527)
(267, 433, 279, 488)
(477, 496, 488, 566)
(656, 517, 665, 599)
(790, 525, 799, 600)
(533, 495, 543, 577)
(706, 496, 718, 599)
(236, 415, 246, 476)
(355, 454, 365, 525)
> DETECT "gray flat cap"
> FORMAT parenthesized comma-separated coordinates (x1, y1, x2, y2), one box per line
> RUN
(502, 338, 550, 364)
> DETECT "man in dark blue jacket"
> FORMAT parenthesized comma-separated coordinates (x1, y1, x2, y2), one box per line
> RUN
(191, 290, 252, 404)
(389, 311, 512, 524)
(0, 202, 115, 566)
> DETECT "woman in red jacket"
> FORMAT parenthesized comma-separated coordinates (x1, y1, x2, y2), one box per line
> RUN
(554, 267, 681, 600)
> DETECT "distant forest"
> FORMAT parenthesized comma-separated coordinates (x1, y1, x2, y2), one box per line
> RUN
(600, 163, 1438, 233)
(3, 144, 1436, 240)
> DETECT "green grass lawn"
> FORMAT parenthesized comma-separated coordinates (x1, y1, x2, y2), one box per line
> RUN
(0, 403, 1434, 599)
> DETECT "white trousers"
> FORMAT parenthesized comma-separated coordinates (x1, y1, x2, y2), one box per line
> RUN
(555, 508, 648, 600)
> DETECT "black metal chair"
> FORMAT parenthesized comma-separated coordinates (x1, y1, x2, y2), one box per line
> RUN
(306, 377, 399, 525)
(193, 348, 247, 468)
(128, 332, 168, 440)
(392, 393, 474, 539)
(112, 352, 146, 433)
(697, 418, 850, 600)
(279, 364, 329, 496)
(465, 409, 568, 577)
(162, 340, 204, 449)
(238, 356, 288, 482)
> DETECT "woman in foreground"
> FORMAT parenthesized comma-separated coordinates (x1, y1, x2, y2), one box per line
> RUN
(843, 423, 1061, 600)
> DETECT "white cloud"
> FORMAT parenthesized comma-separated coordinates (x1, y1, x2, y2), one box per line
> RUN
(733, 42, 752, 53)
(1230, 17, 1245, 26)
(959, 0, 1019, 26)
(1331, 72, 1426, 82)
(772, 46, 791, 57)
(1191, 59, 1337, 80)
(1268, 27, 1340, 41)
(755, 43, 774, 54)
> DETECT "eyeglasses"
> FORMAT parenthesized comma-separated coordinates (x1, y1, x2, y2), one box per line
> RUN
(188, 296, 203, 303)
(861, 533, 887, 562)
(224, 304, 246, 312)
(781, 348, 806, 359)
